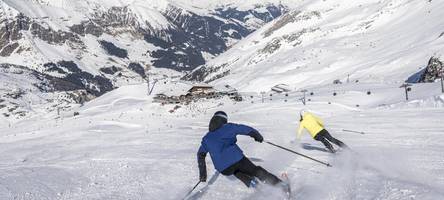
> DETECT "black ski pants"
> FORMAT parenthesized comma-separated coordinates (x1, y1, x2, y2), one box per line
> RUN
(221, 157, 282, 187)
(314, 129, 347, 152)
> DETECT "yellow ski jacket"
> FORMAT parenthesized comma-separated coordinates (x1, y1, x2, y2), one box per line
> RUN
(297, 112, 325, 139)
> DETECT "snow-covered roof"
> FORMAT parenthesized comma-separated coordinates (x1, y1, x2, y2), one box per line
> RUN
(271, 84, 291, 92)
(190, 83, 213, 88)
(271, 87, 285, 93)
(214, 84, 237, 93)
(155, 81, 215, 97)
(156, 82, 193, 97)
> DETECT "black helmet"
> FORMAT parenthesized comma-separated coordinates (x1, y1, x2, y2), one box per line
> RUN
(213, 111, 227, 120)
(209, 111, 228, 132)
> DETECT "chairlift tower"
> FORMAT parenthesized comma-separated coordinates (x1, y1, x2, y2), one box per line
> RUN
(300, 89, 308, 105)
(260, 92, 265, 103)
(440, 68, 444, 93)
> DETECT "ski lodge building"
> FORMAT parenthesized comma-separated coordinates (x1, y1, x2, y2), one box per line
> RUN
(153, 82, 241, 104)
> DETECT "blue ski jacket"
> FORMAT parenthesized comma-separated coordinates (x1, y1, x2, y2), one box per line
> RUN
(197, 123, 259, 172)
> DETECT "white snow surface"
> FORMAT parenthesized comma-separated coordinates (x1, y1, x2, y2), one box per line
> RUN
(1, 81, 444, 199)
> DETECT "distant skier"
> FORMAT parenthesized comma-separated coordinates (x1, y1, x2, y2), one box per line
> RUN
(197, 111, 287, 190)
(297, 110, 348, 153)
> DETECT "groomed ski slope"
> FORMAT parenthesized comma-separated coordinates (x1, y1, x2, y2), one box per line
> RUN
(0, 82, 444, 199)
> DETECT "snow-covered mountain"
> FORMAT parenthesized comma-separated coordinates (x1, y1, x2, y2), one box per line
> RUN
(0, 0, 297, 119)
(186, 0, 444, 92)
(1, 0, 292, 71)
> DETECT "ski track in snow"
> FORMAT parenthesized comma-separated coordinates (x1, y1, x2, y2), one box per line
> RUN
(0, 83, 444, 200)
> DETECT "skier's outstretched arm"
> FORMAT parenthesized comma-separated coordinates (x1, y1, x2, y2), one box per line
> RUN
(231, 123, 263, 143)
(297, 123, 304, 139)
(197, 145, 208, 182)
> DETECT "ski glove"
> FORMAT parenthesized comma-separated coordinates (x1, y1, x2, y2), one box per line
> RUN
(249, 130, 264, 143)
(198, 152, 207, 182)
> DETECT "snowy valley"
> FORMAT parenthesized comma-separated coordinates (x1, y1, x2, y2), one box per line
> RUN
(0, 0, 290, 119)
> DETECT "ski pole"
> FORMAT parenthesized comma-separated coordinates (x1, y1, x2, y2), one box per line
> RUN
(182, 180, 201, 200)
(342, 129, 365, 134)
(265, 140, 332, 167)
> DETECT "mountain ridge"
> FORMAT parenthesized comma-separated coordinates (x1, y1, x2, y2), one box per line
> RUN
(185, 0, 444, 92)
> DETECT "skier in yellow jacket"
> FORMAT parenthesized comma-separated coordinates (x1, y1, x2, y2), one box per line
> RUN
(297, 110, 347, 153)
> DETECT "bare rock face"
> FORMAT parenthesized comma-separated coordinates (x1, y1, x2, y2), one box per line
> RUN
(0, 14, 84, 57)
(30, 23, 81, 45)
(183, 59, 239, 83)
(0, 15, 26, 56)
(70, 6, 148, 38)
(0, 42, 19, 56)
(92, 6, 146, 36)
(263, 11, 320, 37)
(420, 57, 443, 82)
(70, 22, 104, 37)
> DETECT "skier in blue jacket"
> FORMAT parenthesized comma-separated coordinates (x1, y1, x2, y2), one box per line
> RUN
(197, 111, 283, 188)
